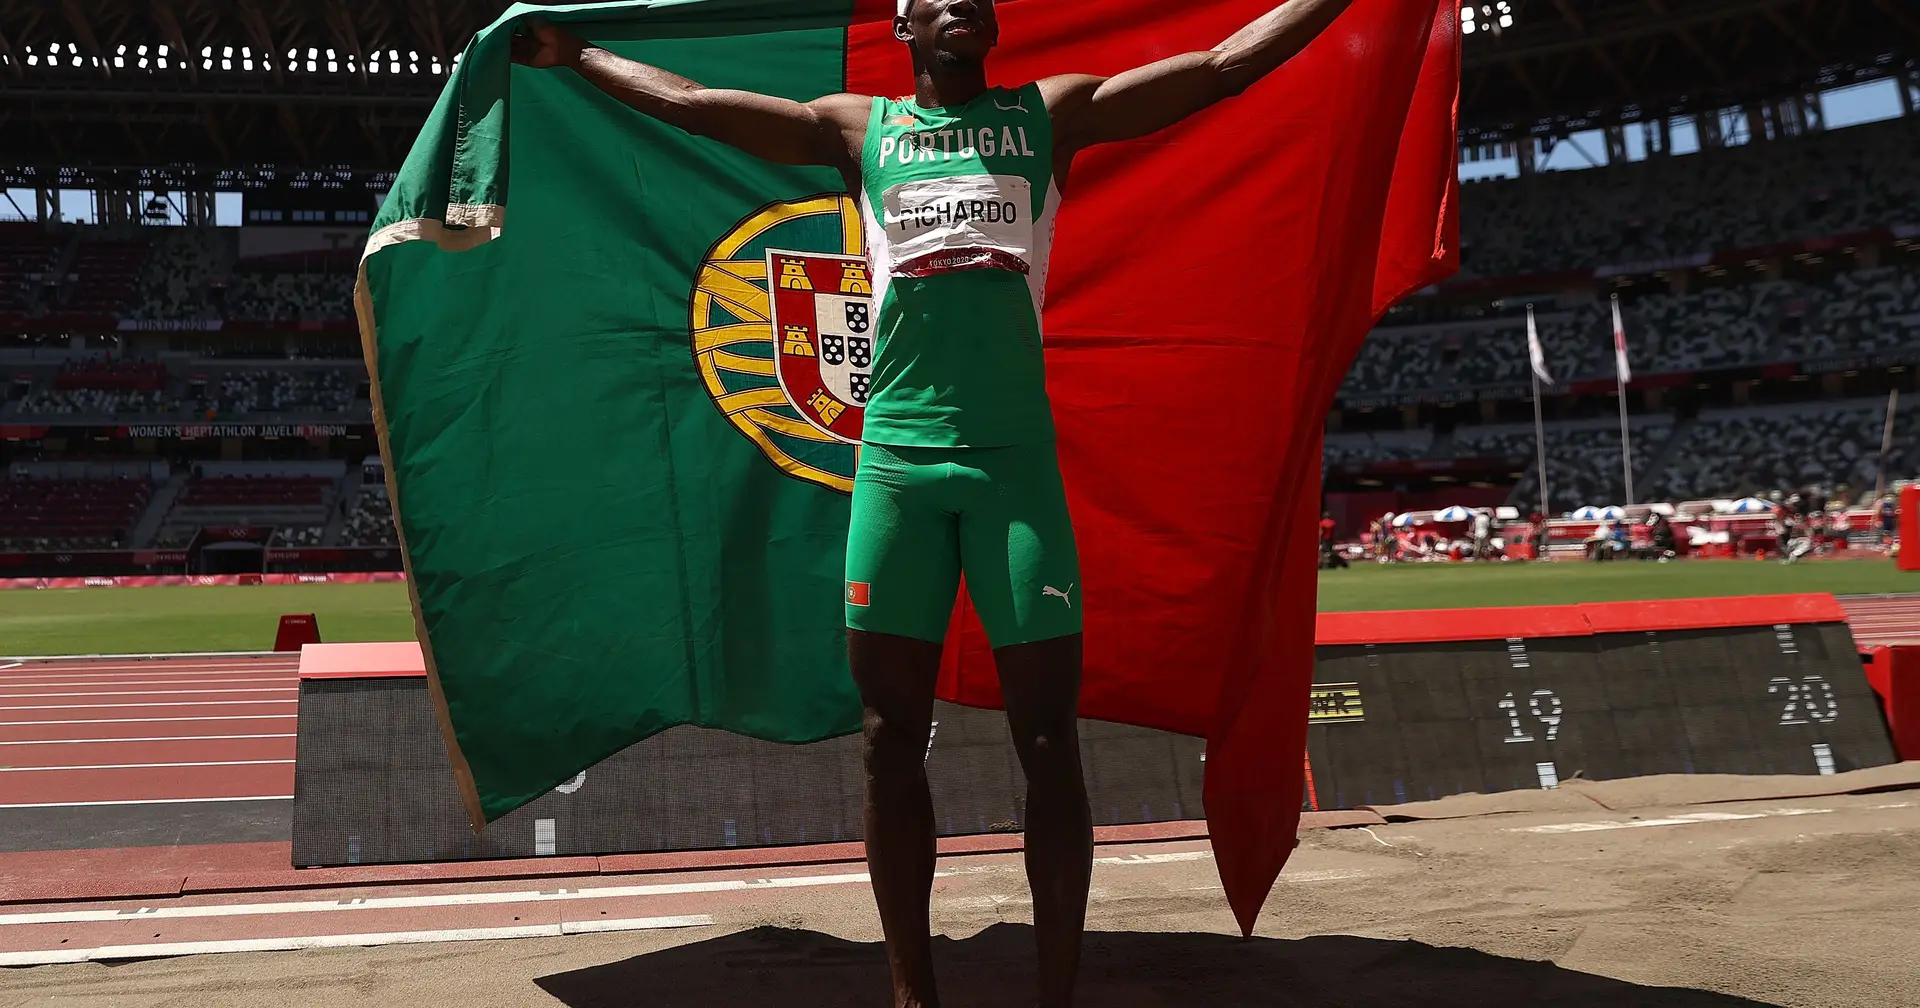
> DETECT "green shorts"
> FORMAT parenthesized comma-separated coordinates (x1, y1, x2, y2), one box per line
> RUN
(845, 442, 1081, 648)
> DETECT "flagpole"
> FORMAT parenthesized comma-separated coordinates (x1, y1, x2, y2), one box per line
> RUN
(1612, 294, 1635, 505)
(1877, 388, 1900, 500)
(1528, 305, 1551, 520)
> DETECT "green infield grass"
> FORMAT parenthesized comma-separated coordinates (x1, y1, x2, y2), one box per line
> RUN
(0, 558, 1911, 656)
(1314, 555, 1911, 612)
(0, 582, 417, 657)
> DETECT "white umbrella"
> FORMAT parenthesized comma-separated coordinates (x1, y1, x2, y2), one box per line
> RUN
(1571, 506, 1604, 521)
(1391, 512, 1419, 527)
(1598, 505, 1627, 520)
(1434, 505, 1474, 522)
(1721, 497, 1773, 514)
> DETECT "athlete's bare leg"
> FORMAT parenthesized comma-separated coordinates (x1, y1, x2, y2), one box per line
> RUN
(995, 633, 1091, 1008)
(848, 628, 945, 1008)
(848, 629, 1091, 1008)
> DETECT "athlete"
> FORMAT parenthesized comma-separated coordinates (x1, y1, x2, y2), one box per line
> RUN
(515, 1, 1357, 1003)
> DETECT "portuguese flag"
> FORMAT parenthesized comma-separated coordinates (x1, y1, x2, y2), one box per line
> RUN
(358, 0, 1459, 929)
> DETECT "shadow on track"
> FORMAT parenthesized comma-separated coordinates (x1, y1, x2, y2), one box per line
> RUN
(536, 923, 1777, 1007)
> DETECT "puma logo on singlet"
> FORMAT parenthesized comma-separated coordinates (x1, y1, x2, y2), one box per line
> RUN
(993, 93, 1030, 114)
(1043, 584, 1073, 608)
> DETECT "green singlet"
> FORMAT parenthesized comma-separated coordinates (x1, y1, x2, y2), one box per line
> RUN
(845, 83, 1081, 648)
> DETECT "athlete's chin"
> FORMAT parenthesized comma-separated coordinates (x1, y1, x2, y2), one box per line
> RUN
(933, 36, 993, 62)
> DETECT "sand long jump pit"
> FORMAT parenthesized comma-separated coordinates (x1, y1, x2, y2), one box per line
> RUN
(0, 769, 1916, 1007)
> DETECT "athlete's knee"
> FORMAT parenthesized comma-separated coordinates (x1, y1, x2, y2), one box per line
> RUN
(862, 709, 931, 780)
(1011, 716, 1081, 779)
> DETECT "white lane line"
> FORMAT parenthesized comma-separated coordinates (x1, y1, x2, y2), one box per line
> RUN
(0, 759, 294, 772)
(0, 795, 291, 809)
(0, 700, 298, 711)
(0, 667, 294, 678)
(0, 734, 296, 746)
(0, 872, 876, 926)
(0, 688, 298, 699)
(0, 714, 296, 726)
(1094, 851, 1212, 867)
(0, 650, 286, 663)
(1512, 807, 1833, 834)
(0, 914, 714, 966)
(0, 664, 20, 672)
(0, 678, 296, 689)
(0, 668, 295, 680)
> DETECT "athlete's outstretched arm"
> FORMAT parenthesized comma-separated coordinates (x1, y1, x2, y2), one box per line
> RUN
(1043, 0, 1359, 153)
(512, 21, 867, 168)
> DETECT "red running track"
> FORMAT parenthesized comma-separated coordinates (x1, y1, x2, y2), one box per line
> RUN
(0, 654, 299, 807)
(1839, 593, 1920, 647)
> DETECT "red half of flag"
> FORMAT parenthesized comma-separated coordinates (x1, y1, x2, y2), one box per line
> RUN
(847, 0, 1462, 933)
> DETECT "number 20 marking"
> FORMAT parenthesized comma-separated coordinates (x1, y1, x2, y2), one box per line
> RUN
(1770, 676, 1837, 725)
(1500, 689, 1562, 743)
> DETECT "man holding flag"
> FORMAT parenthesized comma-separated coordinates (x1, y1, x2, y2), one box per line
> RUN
(362, 0, 1456, 999)
(513, 0, 1359, 1004)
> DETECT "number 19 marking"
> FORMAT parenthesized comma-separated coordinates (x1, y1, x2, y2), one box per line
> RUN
(1500, 689, 1562, 743)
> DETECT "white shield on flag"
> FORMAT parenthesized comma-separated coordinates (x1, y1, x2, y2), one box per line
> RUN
(767, 248, 876, 444)
(811, 292, 874, 407)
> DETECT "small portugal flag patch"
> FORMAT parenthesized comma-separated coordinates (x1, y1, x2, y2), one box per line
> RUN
(845, 581, 871, 606)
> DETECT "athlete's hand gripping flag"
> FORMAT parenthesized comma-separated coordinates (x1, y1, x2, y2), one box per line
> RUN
(357, 0, 1460, 932)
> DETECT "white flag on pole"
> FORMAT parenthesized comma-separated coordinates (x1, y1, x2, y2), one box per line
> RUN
(1526, 305, 1552, 385)
(1611, 295, 1632, 385)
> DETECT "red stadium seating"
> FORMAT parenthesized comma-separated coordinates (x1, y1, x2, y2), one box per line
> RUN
(0, 478, 152, 549)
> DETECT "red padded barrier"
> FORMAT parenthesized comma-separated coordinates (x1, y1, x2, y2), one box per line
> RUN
(1314, 604, 1592, 645)
(313, 595, 1856, 680)
(1578, 593, 1849, 634)
(1863, 644, 1920, 759)
(1902, 486, 1919, 572)
(299, 641, 426, 679)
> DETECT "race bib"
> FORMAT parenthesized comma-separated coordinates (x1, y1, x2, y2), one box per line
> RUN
(879, 175, 1034, 277)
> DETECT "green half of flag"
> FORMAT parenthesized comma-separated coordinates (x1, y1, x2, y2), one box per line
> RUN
(357, 1, 873, 825)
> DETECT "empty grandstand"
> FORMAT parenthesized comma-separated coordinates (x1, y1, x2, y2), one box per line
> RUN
(0, 0, 1916, 568)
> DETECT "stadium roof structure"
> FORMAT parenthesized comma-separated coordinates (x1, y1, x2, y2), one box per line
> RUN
(0, 0, 1916, 171)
